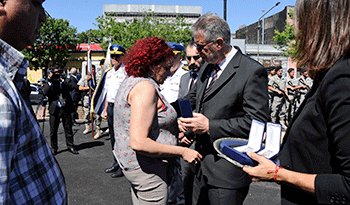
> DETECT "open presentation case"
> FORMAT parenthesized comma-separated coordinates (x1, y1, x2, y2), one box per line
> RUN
(214, 119, 282, 167)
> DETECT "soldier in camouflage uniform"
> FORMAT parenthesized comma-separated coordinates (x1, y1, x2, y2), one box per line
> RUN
(268, 66, 288, 129)
(267, 66, 276, 118)
(285, 68, 298, 123)
(296, 68, 313, 110)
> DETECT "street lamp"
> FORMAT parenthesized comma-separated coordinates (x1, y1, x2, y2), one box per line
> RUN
(257, 2, 280, 62)
(223, 0, 227, 21)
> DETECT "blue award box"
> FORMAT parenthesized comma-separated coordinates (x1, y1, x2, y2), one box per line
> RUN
(220, 120, 282, 167)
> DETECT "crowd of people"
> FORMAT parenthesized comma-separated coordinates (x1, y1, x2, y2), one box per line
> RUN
(1, 0, 350, 204)
(267, 66, 313, 130)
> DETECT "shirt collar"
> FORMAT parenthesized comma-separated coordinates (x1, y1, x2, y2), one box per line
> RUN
(217, 46, 238, 71)
(0, 39, 28, 81)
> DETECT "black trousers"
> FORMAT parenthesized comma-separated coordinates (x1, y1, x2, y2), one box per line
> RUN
(71, 101, 79, 123)
(49, 107, 74, 150)
(107, 103, 119, 168)
(192, 173, 250, 205)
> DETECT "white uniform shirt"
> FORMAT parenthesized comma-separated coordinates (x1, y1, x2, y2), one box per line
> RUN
(105, 66, 127, 103)
(160, 63, 188, 103)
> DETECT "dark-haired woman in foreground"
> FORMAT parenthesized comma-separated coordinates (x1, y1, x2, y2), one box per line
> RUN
(113, 37, 202, 205)
(243, 0, 350, 204)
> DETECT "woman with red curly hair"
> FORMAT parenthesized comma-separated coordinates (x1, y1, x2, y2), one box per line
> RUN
(113, 37, 202, 204)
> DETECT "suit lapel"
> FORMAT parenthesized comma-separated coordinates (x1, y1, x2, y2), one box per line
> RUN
(197, 64, 211, 109)
(202, 49, 242, 101)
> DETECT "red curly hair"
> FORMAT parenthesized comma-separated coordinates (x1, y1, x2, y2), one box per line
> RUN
(123, 37, 174, 77)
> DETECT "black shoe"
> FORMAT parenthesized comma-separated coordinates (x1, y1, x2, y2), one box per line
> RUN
(105, 166, 119, 173)
(111, 169, 123, 178)
(67, 146, 79, 155)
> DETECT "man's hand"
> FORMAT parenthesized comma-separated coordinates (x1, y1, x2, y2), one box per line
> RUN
(102, 110, 107, 120)
(178, 113, 209, 134)
(87, 74, 92, 82)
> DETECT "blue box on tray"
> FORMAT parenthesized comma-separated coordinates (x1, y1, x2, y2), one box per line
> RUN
(220, 120, 282, 167)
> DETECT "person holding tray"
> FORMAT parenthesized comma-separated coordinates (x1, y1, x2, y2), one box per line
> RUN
(178, 13, 269, 205)
(113, 37, 202, 205)
(243, 0, 350, 204)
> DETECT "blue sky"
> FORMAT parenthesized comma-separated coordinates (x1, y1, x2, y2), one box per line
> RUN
(43, 0, 296, 33)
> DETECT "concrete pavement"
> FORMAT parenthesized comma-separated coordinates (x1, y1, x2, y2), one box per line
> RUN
(34, 105, 281, 205)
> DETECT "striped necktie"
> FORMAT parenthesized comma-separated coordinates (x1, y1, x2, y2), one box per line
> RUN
(203, 64, 220, 98)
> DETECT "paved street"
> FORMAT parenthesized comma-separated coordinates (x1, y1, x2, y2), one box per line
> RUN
(33, 105, 281, 205)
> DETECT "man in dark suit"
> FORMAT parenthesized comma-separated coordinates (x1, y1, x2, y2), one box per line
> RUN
(43, 66, 79, 155)
(178, 42, 205, 205)
(178, 42, 205, 100)
(178, 13, 269, 205)
(66, 67, 80, 125)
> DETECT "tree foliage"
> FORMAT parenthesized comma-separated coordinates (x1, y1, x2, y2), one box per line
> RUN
(22, 16, 78, 74)
(273, 10, 297, 57)
(95, 12, 193, 49)
(77, 29, 102, 44)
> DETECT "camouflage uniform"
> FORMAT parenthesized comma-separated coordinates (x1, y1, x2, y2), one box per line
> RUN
(269, 75, 288, 127)
(285, 75, 298, 122)
(296, 75, 313, 109)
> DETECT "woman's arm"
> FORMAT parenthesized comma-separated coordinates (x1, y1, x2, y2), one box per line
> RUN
(242, 151, 316, 194)
(128, 81, 202, 163)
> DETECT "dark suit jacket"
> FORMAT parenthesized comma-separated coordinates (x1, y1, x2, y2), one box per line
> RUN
(188, 48, 269, 189)
(178, 62, 208, 100)
(42, 79, 75, 115)
(178, 72, 191, 100)
(279, 57, 350, 205)
(66, 75, 80, 103)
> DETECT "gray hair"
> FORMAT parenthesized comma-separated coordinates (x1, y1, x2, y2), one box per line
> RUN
(191, 12, 231, 45)
(70, 67, 77, 74)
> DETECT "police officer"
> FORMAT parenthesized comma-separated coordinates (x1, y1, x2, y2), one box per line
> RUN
(102, 44, 127, 178)
(160, 42, 187, 103)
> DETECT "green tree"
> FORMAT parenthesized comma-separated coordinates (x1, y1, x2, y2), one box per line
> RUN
(95, 12, 193, 49)
(77, 29, 102, 44)
(22, 16, 78, 76)
(273, 10, 297, 57)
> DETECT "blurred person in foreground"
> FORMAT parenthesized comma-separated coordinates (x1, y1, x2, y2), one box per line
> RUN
(178, 13, 268, 205)
(113, 37, 202, 205)
(243, 0, 350, 204)
(0, 0, 67, 203)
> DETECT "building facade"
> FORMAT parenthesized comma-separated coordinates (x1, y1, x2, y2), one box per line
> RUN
(234, 6, 297, 73)
(103, 4, 202, 25)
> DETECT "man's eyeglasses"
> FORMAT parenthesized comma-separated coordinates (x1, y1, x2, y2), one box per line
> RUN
(194, 41, 214, 52)
(186, 55, 201, 61)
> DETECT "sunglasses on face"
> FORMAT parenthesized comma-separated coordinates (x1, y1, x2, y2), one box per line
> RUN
(194, 41, 214, 52)
(186, 55, 201, 61)
(111, 54, 122, 60)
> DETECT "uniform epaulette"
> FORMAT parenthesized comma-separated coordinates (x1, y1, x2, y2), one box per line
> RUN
(182, 64, 189, 71)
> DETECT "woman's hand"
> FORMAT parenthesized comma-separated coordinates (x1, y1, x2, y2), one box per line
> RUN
(242, 151, 276, 182)
(182, 148, 202, 164)
(178, 117, 188, 133)
(178, 133, 193, 145)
